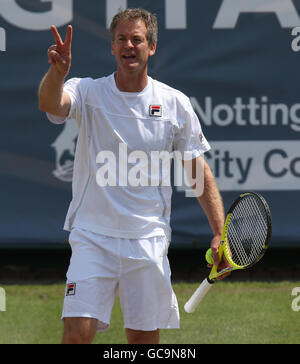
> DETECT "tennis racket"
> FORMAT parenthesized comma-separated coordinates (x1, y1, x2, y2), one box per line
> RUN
(184, 192, 272, 313)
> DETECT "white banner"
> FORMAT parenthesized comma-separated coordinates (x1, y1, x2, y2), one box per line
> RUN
(207, 141, 300, 191)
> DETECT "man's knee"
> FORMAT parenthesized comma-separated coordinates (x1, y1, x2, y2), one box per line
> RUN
(62, 317, 98, 344)
(126, 328, 159, 344)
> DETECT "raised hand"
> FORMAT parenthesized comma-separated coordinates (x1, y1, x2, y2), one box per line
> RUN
(48, 25, 72, 77)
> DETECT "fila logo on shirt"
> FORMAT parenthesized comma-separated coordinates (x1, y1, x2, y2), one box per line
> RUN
(149, 105, 162, 117)
(66, 283, 76, 296)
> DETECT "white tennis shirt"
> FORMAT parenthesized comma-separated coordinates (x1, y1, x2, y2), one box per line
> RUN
(47, 73, 210, 240)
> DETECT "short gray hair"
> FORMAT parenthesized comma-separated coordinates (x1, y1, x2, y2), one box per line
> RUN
(110, 8, 158, 45)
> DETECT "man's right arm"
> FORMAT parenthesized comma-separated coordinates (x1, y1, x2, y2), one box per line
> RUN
(39, 67, 71, 117)
(38, 25, 72, 117)
(38, 66, 71, 117)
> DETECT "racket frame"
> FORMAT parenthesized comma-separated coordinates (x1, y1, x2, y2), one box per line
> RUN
(184, 192, 272, 313)
(208, 192, 272, 283)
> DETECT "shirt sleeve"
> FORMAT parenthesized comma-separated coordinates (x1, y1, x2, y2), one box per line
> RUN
(173, 98, 211, 160)
(46, 77, 83, 125)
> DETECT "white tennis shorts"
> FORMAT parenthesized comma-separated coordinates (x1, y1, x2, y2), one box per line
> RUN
(62, 228, 180, 332)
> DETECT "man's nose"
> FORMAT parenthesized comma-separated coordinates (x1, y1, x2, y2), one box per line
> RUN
(124, 39, 134, 48)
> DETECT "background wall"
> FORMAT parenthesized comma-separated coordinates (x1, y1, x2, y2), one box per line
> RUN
(1, 0, 300, 249)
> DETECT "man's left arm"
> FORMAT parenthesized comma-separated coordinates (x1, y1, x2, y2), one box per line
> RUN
(182, 156, 229, 276)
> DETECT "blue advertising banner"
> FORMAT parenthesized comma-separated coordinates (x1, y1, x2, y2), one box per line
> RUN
(0, 0, 300, 248)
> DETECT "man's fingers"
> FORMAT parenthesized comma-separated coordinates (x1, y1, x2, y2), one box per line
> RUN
(216, 272, 230, 281)
(64, 25, 73, 49)
(211, 247, 219, 267)
(47, 26, 72, 76)
(48, 50, 63, 64)
(210, 235, 222, 267)
(47, 44, 57, 54)
(50, 25, 72, 50)
(51, 25, 63, 47)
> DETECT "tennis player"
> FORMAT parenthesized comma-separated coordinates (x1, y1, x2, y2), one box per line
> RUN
(38, 8, 227, 344)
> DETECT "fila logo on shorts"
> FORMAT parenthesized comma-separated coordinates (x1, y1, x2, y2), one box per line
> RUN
(149, 105, 162, 117)
(66, 283, 76, 296)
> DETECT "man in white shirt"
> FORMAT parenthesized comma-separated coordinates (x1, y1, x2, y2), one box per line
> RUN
(39, 8, 227, 344)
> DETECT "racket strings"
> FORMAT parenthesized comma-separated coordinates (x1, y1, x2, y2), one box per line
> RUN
(230, 206, 266, 265)
(231, 198, 267, 265)
(227, 195, 268, 267)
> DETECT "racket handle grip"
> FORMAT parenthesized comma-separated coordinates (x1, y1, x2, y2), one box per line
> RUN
(184, 278, 213, 313)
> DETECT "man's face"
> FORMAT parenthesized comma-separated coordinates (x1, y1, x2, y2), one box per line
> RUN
(111, 19, 156, 73)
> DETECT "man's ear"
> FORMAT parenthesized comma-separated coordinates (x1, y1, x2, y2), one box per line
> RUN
(149, 42, 156, 57)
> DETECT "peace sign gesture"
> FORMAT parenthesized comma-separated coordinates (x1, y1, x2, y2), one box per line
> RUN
(48, 25, 72, 77)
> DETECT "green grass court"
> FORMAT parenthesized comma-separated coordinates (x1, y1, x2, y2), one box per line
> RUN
(0, 281, 299, 344)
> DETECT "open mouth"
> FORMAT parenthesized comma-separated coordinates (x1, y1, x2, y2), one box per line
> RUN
(122, 55, 136, 60)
